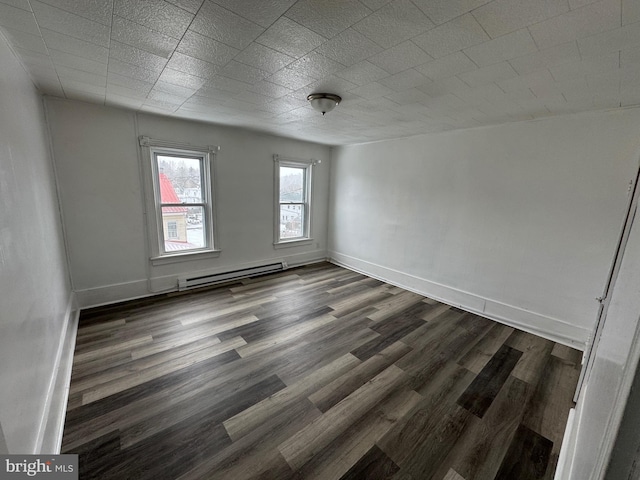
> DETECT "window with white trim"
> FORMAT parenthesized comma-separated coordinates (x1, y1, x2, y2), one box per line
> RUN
(274, 155, 313, 246)
(140, 137, 219, 264)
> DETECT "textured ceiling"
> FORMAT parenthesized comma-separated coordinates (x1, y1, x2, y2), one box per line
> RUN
(1, 0, 639, 145)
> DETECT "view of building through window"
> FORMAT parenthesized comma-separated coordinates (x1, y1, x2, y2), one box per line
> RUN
(157, 155, 205, 252)
(279, 166, 305, 239)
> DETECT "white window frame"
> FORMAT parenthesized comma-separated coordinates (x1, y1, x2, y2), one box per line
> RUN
(274, 154, 314, 248)
(139, 136, 220, 265)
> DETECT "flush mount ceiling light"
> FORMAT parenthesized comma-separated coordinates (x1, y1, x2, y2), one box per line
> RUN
(307, 93, 342, 115)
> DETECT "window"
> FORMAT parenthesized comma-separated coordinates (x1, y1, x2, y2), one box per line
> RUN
(274, 155, 313, 246)
(139, 137, 219, 264)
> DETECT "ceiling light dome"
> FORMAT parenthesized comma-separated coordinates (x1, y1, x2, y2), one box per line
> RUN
(307, 93, 342, 115)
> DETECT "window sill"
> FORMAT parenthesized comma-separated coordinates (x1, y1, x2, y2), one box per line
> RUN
(273, 238, 313, 249)
(150, 249, 221, 266)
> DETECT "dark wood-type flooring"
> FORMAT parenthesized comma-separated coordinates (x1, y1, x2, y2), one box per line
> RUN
(62, 262, 582, 480)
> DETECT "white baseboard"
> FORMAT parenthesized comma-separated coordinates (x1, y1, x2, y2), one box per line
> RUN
(329, 251, 589, 349)
(35, 292, 79, 454)
(75, 251, 328, 309)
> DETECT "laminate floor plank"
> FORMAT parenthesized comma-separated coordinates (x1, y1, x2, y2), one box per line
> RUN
(223, 353, 361, 441)
(433, 376, 535, 480)
(293, 388, 423, 480)
(456, 344, 523, 418)
(62, 262, 581, 480)
(457, 323, 515, 374)
(309, 341, 412, 413)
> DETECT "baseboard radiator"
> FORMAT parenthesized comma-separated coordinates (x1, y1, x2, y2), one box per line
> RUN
(178, 261, 287, 291)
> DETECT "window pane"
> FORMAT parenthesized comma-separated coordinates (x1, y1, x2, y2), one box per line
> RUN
(280, 167, 304, 202)
(280, 204, 304, 239)
(157, 155, 203, 203)
(162, 206, 205, 252)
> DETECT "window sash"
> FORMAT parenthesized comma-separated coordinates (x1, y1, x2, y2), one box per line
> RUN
(274, 155, 313, 244)
(151, 148, 214, 256)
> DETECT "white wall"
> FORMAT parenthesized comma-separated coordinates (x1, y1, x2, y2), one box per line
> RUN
(0, 33, 73, 453)
(45, 99, 332, 307)
(329, 109, 640, 346)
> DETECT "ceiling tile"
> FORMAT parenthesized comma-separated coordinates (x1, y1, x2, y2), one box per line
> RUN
(247, 80, 292, 98)
(166, 51, 222, 79)
(56, 65, 106, 85)
(285, 51, 345, 79)
(377, 68, 429, 91)
(203, 75, 253, 93)
(41, 28, 109, 62)
(458, 61, 518, 87)
(211, 0, 296, 28)
(13, 46, 54, 68)
(37, 0, 113, 26)
(114, 0, 192, 39)
(158, 68, 207, 89)
(219, 60, 269, 84)
(528, 0, 621, 50)
(359, 0, 392, 9)
(508, 41, 580, 75)
(0, 0, 31, 11)
(385, 88, 432, 105)
(622, 0, 640, 25)
(191, 1, 265, 50)
(177, 29, 239, 66)
(285, 0, 372, 39)
(412, 14, 489, 59)
(31, 1, 110, 46)
(112, 15, 179, 58)
(549, 51, 620, 82)
(415, 51, 477, 80)
(0, 27, 48, 54)
(59, 77, 106, 94)
(411, 0, 492, 25)
(336, 60, 389, 85)
(314, 28, 382, 66)
(577, 22, 640, 59)
(472, 0, 569, 39)
(463, 29, 538, 67)
(0, 3, 39, 34)
(107, 76, 153, 96)
(108, 58, 162, 83)
(255, 17, 326, 58)
(304, 74, 358, 93)
(233, 43, 295, 74)
(497, 69, 556, 93)
(417, 76, 469, 96)
(569, 0, 599, 8)
(353, 0, 434, 48)
(349, 81, 395, 98)
(368, 40, 433, 74)
(153, 80, 197, 97)
(268, 67, 317, 89)
(50, 48, 108, 75)
(109, 41, 168, 73)
(105, 93, 145, 108)
(26, 64, 59, 80)
(146, 91, 185, 106)
(235, 91, 278, 106)
(165, 0, 203, 14)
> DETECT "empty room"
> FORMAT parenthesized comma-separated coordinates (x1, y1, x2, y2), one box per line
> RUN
(1, 0, 640, 479)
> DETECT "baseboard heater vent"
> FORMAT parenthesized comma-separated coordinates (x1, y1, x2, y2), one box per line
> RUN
(178, 261, 286, 291)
